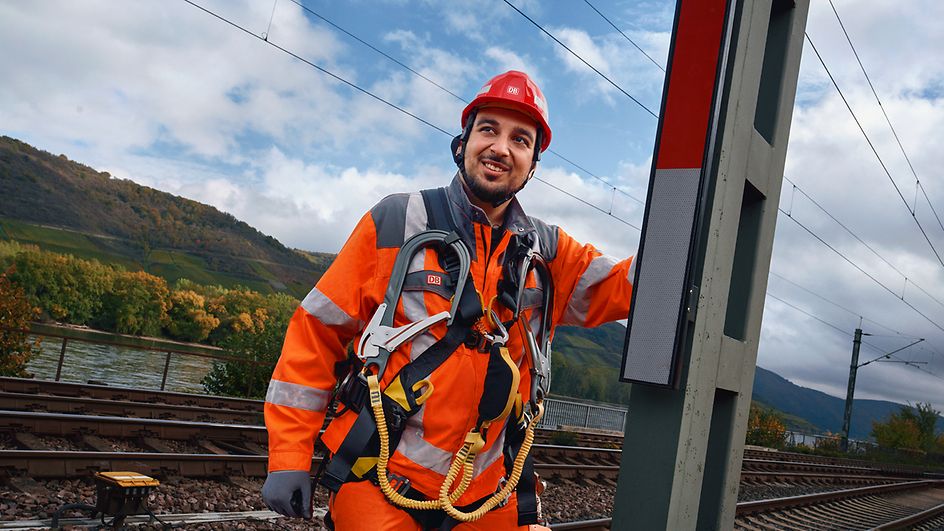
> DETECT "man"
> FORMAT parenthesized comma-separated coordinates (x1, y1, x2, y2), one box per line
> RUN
(263, 71, 634, 530)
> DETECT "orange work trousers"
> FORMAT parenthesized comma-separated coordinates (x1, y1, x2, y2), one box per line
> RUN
(328, 480, 545, 531)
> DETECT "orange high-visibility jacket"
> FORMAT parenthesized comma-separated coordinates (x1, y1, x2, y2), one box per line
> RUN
(265, 175, 634, 505)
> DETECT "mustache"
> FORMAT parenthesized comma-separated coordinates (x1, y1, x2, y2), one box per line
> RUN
(480, 154, 508, 165)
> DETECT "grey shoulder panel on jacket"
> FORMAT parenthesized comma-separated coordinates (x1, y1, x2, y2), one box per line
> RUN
(528, 216, 559, 261)
(370, 193, 411, 249)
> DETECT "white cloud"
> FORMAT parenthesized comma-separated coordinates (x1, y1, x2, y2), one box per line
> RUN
(548, 25, 666, 110)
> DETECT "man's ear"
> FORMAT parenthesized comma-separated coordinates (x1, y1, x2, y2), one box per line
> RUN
(526, 163, 538, 183)
(451, 135, 463, 165)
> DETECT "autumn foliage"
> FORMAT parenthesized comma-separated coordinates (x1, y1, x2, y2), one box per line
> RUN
(0, 266, 40, 377)
(1, 246, 298, 349)
(746, 404, 789, 449)
(745, 404, 787, 448)
(872, 402, 942, 453)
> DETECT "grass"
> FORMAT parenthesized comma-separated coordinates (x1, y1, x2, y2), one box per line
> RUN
(1, 217, 279, 293)
(1, 218, 102, 252)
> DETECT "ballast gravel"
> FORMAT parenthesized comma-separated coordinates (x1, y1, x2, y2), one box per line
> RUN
(0, 473, 864, 529)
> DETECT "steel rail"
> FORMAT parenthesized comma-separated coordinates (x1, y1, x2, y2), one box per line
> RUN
(735, 479, 944, 530)
(0, 450, 290, 478)
(0, 509, 310, 529)
(3, 410, 931, 490)
(735, 479, 940, 514)
(0, 409, 268, 444)
(0, 449, 624, 481)
(871, 500, 944, 530)
(0, 409, 624, 463)
(0, 390, 261, 424)
(548, 518, 612, 530)
(740, 471, 902, 486)
(0, 376, 260, 411)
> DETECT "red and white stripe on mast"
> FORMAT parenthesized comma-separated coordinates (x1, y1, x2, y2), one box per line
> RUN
(622, 0, 735, 388)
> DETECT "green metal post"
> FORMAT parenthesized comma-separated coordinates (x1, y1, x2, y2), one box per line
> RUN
(840, 327, 863, 451)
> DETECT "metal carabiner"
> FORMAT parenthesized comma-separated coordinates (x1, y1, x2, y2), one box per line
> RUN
(481, 308, 508, 347)
(357, 229, 473, 379)
(357, 304, 451, 362)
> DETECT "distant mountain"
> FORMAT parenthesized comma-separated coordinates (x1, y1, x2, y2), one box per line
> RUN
(752, 366, 942, 440)
(0, 136, 326, 297)
(551, 322, 633, 405)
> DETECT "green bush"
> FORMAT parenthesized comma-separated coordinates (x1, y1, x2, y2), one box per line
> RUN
(202, 296, 295, 398)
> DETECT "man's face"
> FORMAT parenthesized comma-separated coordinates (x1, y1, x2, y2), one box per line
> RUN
(461, 107, 539, 206)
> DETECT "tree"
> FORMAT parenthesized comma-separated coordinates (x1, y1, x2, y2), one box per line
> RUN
(95, 271, 170, 336)
(164, 289, 220, 342)
(11, 249, 114, 324)
(205, 287, 269, 345)
(203, 313, 289, 398)
(0, 267, 40, 377)
(899, 402, 941, 453)
(872, 408, 923, 451)
(745, 404, 788, 449)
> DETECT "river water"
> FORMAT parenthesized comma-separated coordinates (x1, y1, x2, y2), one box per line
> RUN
(26, 336, 214, 393)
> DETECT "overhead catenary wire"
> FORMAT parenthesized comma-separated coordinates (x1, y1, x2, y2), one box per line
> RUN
(262, 0, 278, 40)
(804, 33, 944, 270)
(182, 0, 452, 136)
(765, 292, 943, 380)
(503, 0, 659, 119)
(783, 176, 944, 312)
(286, 0, 466, 102)
(286, 1, 645, 206)
(582, 0, 666, 72)
(826, 0, 944, 236)
(779, 206, 944, 334)
(769, 271, 943, 361)
(181, 0, 642, 230)
(770, 271, 906, 337)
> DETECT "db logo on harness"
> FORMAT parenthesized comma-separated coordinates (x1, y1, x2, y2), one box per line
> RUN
(427, 274, 442, 286)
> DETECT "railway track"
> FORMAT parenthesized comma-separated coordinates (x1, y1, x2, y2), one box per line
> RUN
(0, 409, 928, 489)
(5, 377, 944, 529)
(0, 410, 622, 481)
(508, 480, 944, 530)
(734, 479, 944, 530)
(0, 376, 622, 445)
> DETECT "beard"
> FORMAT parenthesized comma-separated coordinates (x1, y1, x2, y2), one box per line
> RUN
(463, 157, 528, 206)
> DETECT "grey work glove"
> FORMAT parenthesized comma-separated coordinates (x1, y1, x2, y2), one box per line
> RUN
(262, 470, 312, 518)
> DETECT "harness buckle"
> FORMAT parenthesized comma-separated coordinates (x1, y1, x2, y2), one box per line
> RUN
(338, 371, 369, 413)
(386, 472, 412, 496)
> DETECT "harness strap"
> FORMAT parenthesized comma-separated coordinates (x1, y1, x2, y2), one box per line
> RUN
(515, 454, 539, 525)
(421, 188, 456, 236)
(322, 320, 472, 491)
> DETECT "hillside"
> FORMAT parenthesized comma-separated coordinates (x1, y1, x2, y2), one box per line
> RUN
(552, 326, 941, 440)
(0, 137, 325, 297)
(752, 366, 942, 440)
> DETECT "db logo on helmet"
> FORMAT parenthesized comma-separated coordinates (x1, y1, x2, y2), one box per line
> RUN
(506, 86, 520, 95)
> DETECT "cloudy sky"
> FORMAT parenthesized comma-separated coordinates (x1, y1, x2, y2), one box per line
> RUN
(2, 0, 943, 416)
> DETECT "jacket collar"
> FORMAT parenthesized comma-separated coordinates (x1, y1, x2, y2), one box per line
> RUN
(444, 173, 537, 237)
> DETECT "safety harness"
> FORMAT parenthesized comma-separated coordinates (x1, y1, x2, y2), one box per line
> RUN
(320, 187, 553, 527)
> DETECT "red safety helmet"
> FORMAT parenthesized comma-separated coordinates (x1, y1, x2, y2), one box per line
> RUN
(461, 71, 552, 152)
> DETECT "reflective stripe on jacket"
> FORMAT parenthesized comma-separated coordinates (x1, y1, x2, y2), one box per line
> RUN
(265, 175, 634, 505)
